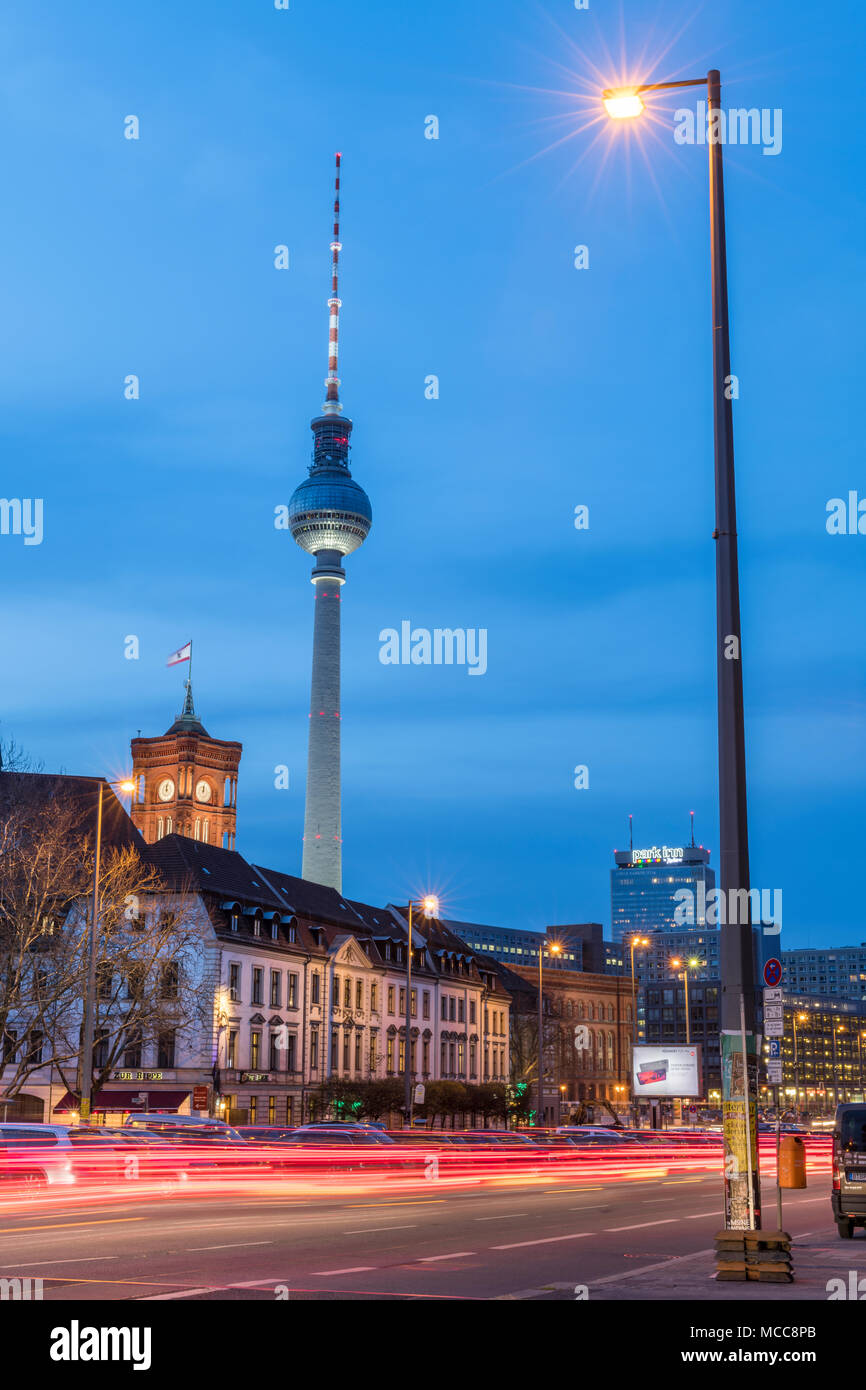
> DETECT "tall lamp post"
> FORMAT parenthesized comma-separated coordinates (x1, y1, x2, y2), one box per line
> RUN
(537, 940, 561, 1127)
(671, 957, 702, 1045)
(405, 895, 438, 1128)
(603, 70, 761, 1229)
(80, 776, 136, 1124)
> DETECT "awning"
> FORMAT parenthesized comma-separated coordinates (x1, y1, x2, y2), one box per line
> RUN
(53, 1089, 191, 1113)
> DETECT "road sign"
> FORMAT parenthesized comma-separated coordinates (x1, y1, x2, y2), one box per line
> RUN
(768, 1039, 782, 1058)
(763, 987, 783, 1005)
(763, 958, 782, 988)
(767, 1063, 783, 1084)
(193, 1085, 209, 1111)
(765, 1018, 784, 1038)
(764, 1003, 784, 1021)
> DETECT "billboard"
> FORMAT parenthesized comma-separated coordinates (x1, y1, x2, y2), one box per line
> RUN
(632, 1045, 702, 1098)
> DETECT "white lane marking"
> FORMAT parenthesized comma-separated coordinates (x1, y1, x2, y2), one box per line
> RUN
(344, 1225, 417, 1234)
(418, 1251, 475, 1262)
(187, 1241, 274, 1251)
(492, 1232, 592, 1250)
(473, 1213, 528, 1221)
(311, 1266, 375, 1276)
(0, 1256, 118, 1268)
(605, 1219, 678, 1231)
(141, 1286, 224, 1300)
(686, 1211, 724, 1219)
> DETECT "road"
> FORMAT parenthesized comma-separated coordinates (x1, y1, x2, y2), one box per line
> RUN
(0, 1167, 841, 1300)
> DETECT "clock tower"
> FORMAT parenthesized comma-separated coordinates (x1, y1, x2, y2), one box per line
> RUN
(130, 683, 242, 848)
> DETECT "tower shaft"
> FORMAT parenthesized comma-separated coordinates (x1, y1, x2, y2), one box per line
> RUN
(301, 550, 344, 890)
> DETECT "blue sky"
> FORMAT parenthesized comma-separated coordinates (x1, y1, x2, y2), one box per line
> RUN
(1, 1, 864, 947)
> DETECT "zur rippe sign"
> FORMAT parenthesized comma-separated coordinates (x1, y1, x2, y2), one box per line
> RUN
(632, 1045, 703, 1098)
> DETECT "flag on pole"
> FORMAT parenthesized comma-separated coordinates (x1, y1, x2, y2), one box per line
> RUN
(166, 641, 192, 667)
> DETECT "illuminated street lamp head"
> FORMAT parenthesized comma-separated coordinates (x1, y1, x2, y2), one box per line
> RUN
(549, 941, 562, 955)
(688, 957, 700, 969)
(603, 89, 645, 120)
(671, 957, 682, 969)
(421, 895, 439, 919)
(118, 780, 136, 795)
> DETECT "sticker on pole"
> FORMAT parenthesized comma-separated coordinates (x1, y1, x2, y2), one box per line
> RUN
(763, 958, 782, 988)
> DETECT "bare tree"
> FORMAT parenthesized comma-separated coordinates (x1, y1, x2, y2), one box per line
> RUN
(0, 773, 207, 1104)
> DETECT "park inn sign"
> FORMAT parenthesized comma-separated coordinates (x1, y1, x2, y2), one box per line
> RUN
(631, 846, 685, 865)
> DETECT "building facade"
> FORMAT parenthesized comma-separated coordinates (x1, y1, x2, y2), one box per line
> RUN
(611, 841, 715, 943)
(0, 781, 510, 1125)
(763, 993, 866, 1113)
(781, 946, 866, 1003)
(504, 963, 633, 1122)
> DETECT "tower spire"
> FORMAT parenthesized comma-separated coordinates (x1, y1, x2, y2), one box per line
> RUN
(324, 152, 343, 415)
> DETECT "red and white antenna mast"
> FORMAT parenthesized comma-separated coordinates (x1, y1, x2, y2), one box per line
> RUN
(323, 152, 343, 415)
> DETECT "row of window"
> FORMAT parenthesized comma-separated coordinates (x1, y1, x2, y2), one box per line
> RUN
(228, 963, 299, 1009)
(226, 964, 507, 1035)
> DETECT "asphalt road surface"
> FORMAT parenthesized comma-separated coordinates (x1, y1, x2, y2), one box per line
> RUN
(0, 1170, 840, 1301)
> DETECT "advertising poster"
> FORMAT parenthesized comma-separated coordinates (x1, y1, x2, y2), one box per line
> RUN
(721, 1030, 762, 1229)
(631, 1045, 702, 1097)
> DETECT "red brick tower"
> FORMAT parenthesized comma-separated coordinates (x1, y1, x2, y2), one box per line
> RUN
(130, 683, 242, 848)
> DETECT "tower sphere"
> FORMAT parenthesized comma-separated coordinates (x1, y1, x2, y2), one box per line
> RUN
(288, 463, 372, 557)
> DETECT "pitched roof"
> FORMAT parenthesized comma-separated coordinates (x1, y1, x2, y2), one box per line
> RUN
(0, 772, 146, 853)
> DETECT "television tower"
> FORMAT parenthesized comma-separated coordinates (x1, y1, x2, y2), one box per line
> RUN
(289, 154, 372, 891)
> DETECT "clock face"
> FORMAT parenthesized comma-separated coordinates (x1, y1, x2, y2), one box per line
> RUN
(195, 779, 212, 803)
(157, 778, 175, 803)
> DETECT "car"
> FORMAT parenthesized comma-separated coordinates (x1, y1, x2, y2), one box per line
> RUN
(236, 1125, 297, 1142)
(0, 1123, 77, 1189)
(832, 1102, 866, 1239)
(0, 1122, 189, 1192)
(123, 1112, 247, 1141)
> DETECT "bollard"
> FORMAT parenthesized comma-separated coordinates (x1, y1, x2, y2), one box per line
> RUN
(779, 1134, 807, 1189)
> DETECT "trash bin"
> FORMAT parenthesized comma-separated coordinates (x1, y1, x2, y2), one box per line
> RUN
(779, 1134, 807, 1188)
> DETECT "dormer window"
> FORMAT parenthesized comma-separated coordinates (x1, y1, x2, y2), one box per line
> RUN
(271, 919, 279, 941)
(253, 918, 262, 938)
(230, 913, 239, 932)
(288, 925, 298, 943)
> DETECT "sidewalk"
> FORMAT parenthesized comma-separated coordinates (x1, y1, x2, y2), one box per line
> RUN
(504, 1226, 866, 1300)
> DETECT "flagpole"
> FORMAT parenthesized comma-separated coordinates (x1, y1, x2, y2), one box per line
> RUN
(188, 640, 193, 696)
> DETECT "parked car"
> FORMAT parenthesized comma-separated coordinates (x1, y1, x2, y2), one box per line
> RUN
(0, 1123, 77, 1189)
(832, 1102, 866, 1239)
(123, 1113, 247, 1141)
(0, 1122, 189, 1191)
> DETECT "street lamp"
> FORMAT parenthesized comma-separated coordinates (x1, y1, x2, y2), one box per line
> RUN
(670, 957, 703, 1046)
(537, 939, 561, 1127)
(603, 68, 761, 1230)
(80, 777, 136, 1124)
(404, 894, 438, 1127)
